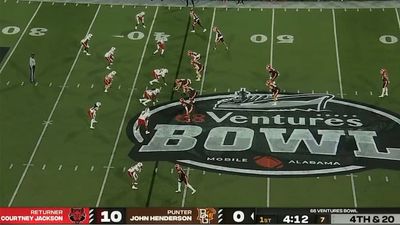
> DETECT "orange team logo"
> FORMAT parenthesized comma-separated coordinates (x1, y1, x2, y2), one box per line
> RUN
(69, 208, 86, 224)
(197, 208, 217, 224)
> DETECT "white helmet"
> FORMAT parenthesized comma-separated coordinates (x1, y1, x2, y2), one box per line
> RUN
(95, 102, 101, 107)
(141, 11, 145, 15)
(111, 47, 116, 51)
(163, 68, 168, 74)
(137, 162, 143, 167)
(155, 88, 161, 94)
(88, 33, 93, 39)
(111, 71, 117, 76)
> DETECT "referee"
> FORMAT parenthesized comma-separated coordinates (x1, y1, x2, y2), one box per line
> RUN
(29, 53, 36, 83)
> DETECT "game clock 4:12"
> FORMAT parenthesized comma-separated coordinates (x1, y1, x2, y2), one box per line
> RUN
(282, 215, 310, 224)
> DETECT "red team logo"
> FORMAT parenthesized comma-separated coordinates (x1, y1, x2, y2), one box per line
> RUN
(68, 208, 86, 224)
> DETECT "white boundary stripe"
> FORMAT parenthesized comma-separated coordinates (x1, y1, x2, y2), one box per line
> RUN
(8, 5, 102, 207)
(181, 8, 216, 207)
(200, 8, 216, 95)
(350, 173, 358, 207)
(396, 8, 400, 31)
(0, 2, 42, 75)
(266, 8, 275, 208)
(332, 9, 344, 99)
(95, 6, 159, 207)
(181, 168, 190, 207)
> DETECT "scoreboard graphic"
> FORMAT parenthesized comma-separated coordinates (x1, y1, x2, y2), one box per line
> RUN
(0, 207, 399, 224)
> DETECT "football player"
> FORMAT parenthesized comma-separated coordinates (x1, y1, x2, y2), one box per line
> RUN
(213, 26, 228, 50)
(187, 50, 201, 63)
(139, 88, 161, 106)
(127, 162, 143, 190)
(175, 164, 196, 194)
(104, 47, 116, 70)
(185, 86, 197, 103)
(136, 107, 150, 134)
(80, 33, 93, 56)
(88, 102, 101, 129)
(266, 64, 279, 82)
(190, 9, 206, 33)
(379, 68, 390, 98)
(191, 60, 204, 81)
(104, 71, 116, 93)
(134, 11, 146, 30)
(180, 98, 194, 122)
(266, 79, 280, 105)
(149, 68, 168, 86)
(174, 78, 192, 92)
(153, 39, 165, 55)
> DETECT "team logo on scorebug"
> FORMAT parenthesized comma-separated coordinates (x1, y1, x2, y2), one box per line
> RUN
(197, 208, 217, 224)
(127, 88, 400, 176)
(69, 208, 86, 224)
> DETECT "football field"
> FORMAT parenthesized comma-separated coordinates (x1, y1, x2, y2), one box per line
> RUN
(0, 0, 399, 208)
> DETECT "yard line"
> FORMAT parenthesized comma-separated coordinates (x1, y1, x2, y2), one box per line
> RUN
(267, 177, 270, 207)
(350, 173, 358, 207)
(180, 8, 217, 208)
(395, 8, 400, 31)
(95, 6, 159, 207)
(200, 8, 216, 95)
(0, 2, 42, 76)
(270, 8, 275, 65)
(332, 9, 344, 98)
(8, 5, 101, 207)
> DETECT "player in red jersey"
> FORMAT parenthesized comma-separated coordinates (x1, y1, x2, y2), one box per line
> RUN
(179, 98, 194, 122)
(80, 33, 93, 56)
(153, 39, 165, 55)
(266, 79, 280, 105)
(213, 26, 228, 50)
(134, 11, 146, 30)
(266, 64, 279, 83)
(139, 88, 161, 106)
(149, 68, 168, 86)
(174, 78, 192, 92)
(136, 107, 150, 134)
(127, 162, 143, 190)
(175, 164, 196, 194)
(191, 60, 204, 81)
(187, 50, 201, 63)
(104, 71, 116, 93)
(379, 68, 390, 98)
(87, 102, 101, 129)
(104, 47, 116, 70)
(185, 86, 197, 103)
(190, 9, 206, 33)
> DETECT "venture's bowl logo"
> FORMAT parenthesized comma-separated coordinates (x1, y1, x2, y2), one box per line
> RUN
(127, 89, 400, 176)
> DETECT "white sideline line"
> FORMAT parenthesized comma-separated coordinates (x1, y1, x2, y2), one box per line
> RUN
(95, 7, 159, 207)
(0, 2, 42, 75)
(181, 168, 190, 207)
(200, 8, 216, 95)
(332, 9, 344, 99)
(181, 8, 216, 208)
(8, 5, 101, 207)
(395, 8, 400, 31)
(350, 173, 358, 207)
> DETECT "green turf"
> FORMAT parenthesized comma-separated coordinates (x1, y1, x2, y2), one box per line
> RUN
(0, 2, 399, 208)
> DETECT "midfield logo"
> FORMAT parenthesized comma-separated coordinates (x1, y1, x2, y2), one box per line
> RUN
(127, 89, 400, 176)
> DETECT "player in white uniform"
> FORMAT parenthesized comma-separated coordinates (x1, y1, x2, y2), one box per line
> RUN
(153, 40, 165, 56)
(127, 162, 143, 190)
(104, 71, 116, 93)
(135, 11, 146, 30)
(104, 47, 116, 70)
(149, 68, 168, 86)
(136, 107, 150, 134)
(139, 88, 161, 106)
(80, 33, 93, 56)
(87, 102, 101, 129)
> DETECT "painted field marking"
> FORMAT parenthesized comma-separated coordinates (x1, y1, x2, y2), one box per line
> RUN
(91, 166, 94, 172)
(58, 165, 62, 171)
(118, 85, 121, 89)
(42, 164, 46, 170)
(8, 5, 102, 207)
(355, 91, 358, 95)
(200, 8, 216, 94)
(312, 90, 315, 94)
(96, 7, 159, 207)
(385, 176, 389, 182)
(170, 168, 174, 174)
(77, 83, 80, 88)
(332, 9, 344, 98)
(122, 167, 126, 172)
(181, 168, 190, 207)
(202, 171, 205, 175)
(370, 91, 373, 95)
(20, 81, 24, 86)
(227, 88, 230, 92)
(122, 5, 124, 8)
(90, 83, 94, 88)
(74, 165, 78, 171)
(368, 175, 371, 182)
(334, 175, 337, 180)
(6, 81, 10, 86)
(395, 8, 400, 31)
(9, 164, 13, 169)
(48, 82, 52, 87)
(34, 82, 38, 86)
(0, 2, 42, 75)
(350, 173, 358, 207)
(369, 8, 372, 12)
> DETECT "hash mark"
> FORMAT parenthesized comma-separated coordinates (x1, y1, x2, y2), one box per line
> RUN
(74, 165, 78, 171)
(237, 8, 239, 12)
(284, 8, 287, 12)
(52, 2, 54, 5)
(333, 175, 336, 180)
(296, 8, 298, 12)
(227, 88, 230, 92)
(87, 3, 89, 7)
(49, 82, 52, 87)
(214, 88, 216, 92)
(58, 165, 62, 171)
(155, 168, 158, 173)
(168, 6, 170, 10)
(249, 8, 251, 11)
(145, 5, 148, 9)
(317, 176, 320, 179)
(355, 91, 358, 95)
(382, 8, 385, 11)
(122, 167, 126, 172)
(110, 4, 112, 8)
(261, 8, 263, 11)
(64, 2, 66, 6)
(218, 173, 221, 176)
(202, 171, 205, 175)
(118, 85, 121, 89)
(202, 7, 205, 11)
(326, 90, 329, 94)
(9, 164, 13, 169)
(34, 82, 38, 86)
(91, 83, 94, 88)
(226, 8, 228, 11)
(320, 8, 322, 12)
(179, 6, 181, 10)
(28, 1, 30, 4)
(75, 3, 78, 6)
(308, 9, 310, 12)
(368, 175, 371, 182)
(297, 90, 300, 93)
(77, 83, 80, 88)
(122, 5, 124, 8)
(344, 8, 347, 12)
(312, 90, 315, 94)
(369, 8, 372, 12)
(91, 166, 94, 172)
(170, 168, 174, 174)
(385, 176, 389, 182)
(6, 81, 10, 86)
(42, 164, 46, 170)
(370, 91, 373, 95)
(20, 81, 24, 86)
